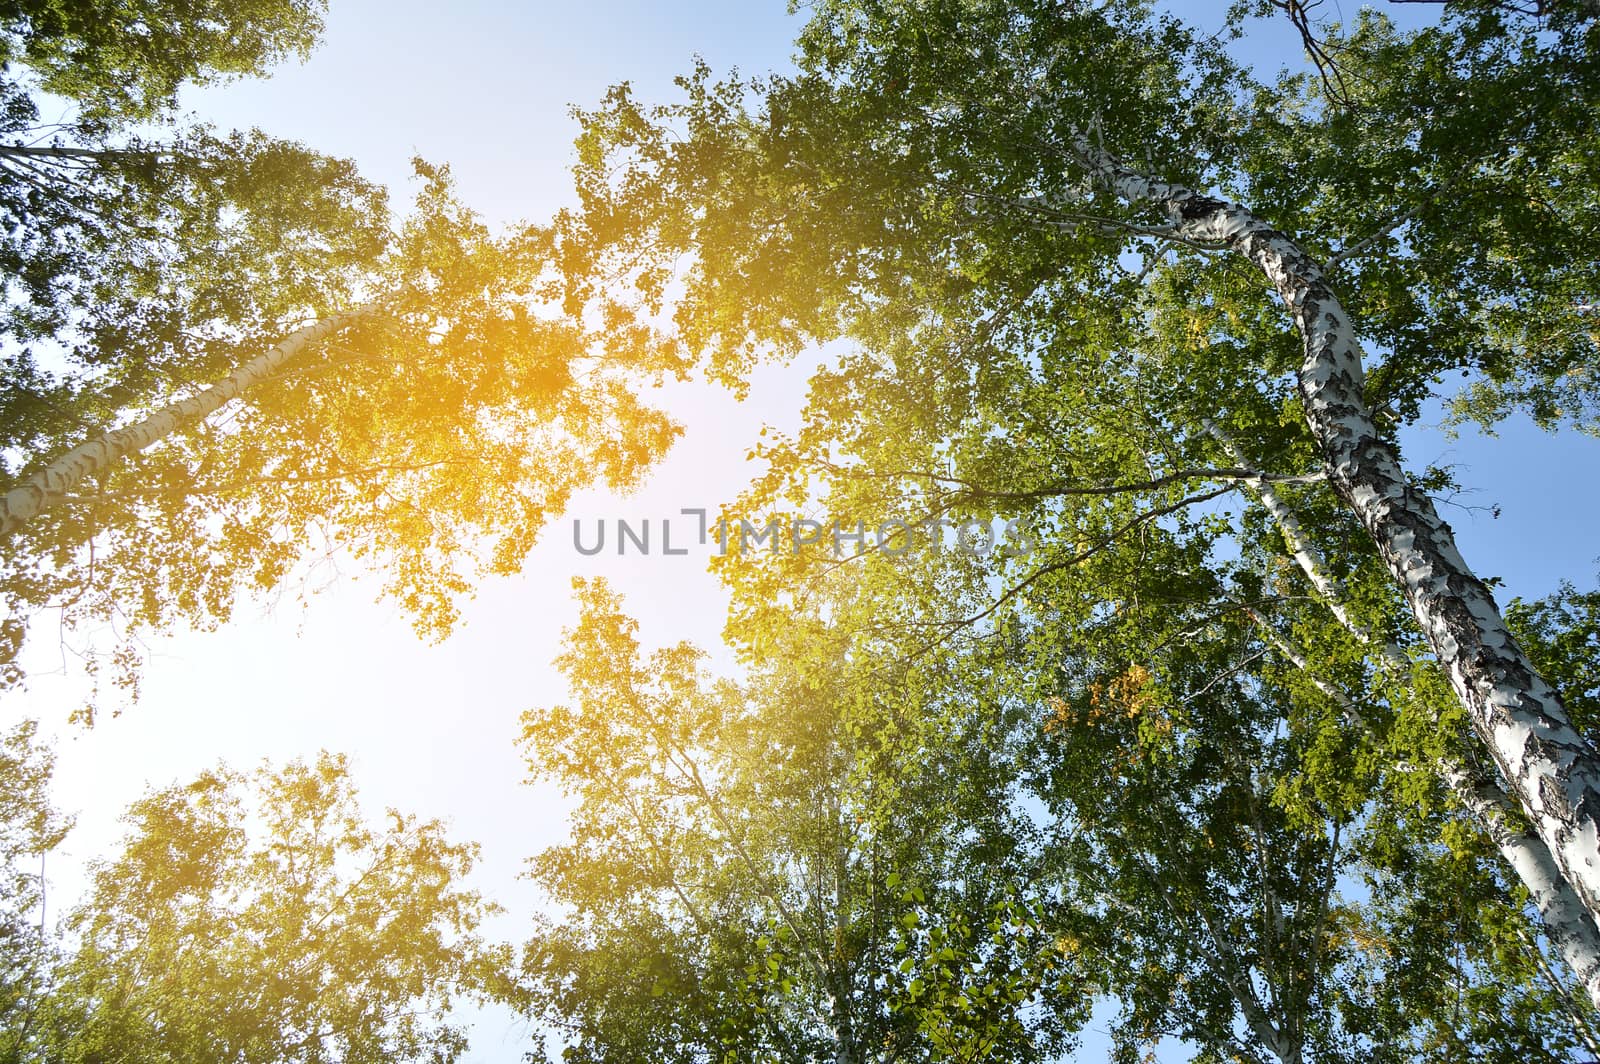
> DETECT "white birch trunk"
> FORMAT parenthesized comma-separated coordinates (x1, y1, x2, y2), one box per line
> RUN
(1073, 136, 1600, 932)
(1218, 421, 1600, 1005)
(830, 995, 855, 1064)
(1203, 421, 1410, 671)
(1446, 762, 1600, 1004)
(1224, 447, 1600, 1006)
(0, 306, 378, 536)
(1252, 608, 1600, 1007)
(1222, 428, 1600, 998)
(1190, 895, 1302, 1064)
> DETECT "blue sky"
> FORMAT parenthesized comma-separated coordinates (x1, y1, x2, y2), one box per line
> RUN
(15, 1, 1600, 1060)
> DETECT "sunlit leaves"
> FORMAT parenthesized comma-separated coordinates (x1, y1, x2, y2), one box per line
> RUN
(0, 0, 326, 125)
(559, 0, 1600, 1056)
(515, 582, 1084, 1062)
(10, 752, 502, 1064)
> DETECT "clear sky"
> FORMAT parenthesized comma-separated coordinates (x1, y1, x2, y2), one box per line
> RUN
(14, 2, 1600, 1061)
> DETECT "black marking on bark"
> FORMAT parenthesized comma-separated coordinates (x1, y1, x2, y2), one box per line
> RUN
(1178, 194, 1227, 222)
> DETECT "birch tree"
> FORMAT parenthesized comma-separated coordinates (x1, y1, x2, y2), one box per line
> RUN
(8, 752, 505, 1063)
(3, 162, 681, 717)
(515, 580, 1083, 1063)
(710, 484, 1598, 1058)
(0, 4, 684, 713)
(0, 720, 69, 1060)
(560, 0, 1600, 934)
(515, 569, 1594, 1059)
(1018, 608, 1590, 1062)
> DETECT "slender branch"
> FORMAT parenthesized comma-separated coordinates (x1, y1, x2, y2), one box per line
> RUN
(884, 483, 1239, 664)
(1326, 210, 1412, 268)
(0, 143, 162, 164)
(823, 460, 1324, 503)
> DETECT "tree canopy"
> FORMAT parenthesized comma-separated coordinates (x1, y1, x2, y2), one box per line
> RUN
(6, 1, 1600, 1062)
(518, 580, 1084, 1063)
(0, 749, 507, 1064)
(541, 0, 1600, 1057)
(0, 1, 685, 715)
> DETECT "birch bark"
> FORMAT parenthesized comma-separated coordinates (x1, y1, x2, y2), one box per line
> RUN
(1072, 136, 1600, 931)
(1209, 418, 1600, 1008)
(0, 306, 379, 536)
(1252, 604, 1600, 1009)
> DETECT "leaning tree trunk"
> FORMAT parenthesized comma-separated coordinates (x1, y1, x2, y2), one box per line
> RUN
(0, 306, 378, 536)
(1252, 611, 1600, 1007)
(1073, 135, 1600, 930)
(1211, 422, 1600, 1007)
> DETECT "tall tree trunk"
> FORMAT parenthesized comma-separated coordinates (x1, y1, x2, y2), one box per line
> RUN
(830, 987, 856, 1064)
(1252, 611, 1600, 1008)
(1447, 761, 1600, 1008)
(1073, 136, 1600, 930)
(1211, 421, 1600, 1006)
(0, 306, 378, 536)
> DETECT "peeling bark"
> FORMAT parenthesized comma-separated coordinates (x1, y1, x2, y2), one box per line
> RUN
(0, 306, 379, 536)
(1218, 429, 1600, 1006)
(1074, 136, 1600, 932)
(1446, 761, 1600, 1006)
(1252, 607, 1600, 1008)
